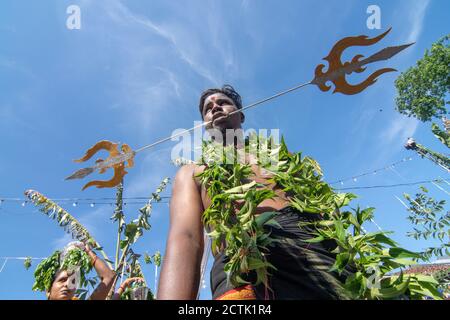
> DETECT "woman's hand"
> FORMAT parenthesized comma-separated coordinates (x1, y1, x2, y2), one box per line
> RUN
(70, 240, 94, 254)
(69, 241, 86, 251)
(117, 277, 145, 296)
(121, 277, 145, 289)
(83, 243, 93, 254)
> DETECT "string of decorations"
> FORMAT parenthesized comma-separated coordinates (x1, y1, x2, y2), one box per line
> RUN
(0, 197, 170, 208)
(328, 156, 415, 185)
(0, 156, 430, 207)
(335, 179, 444, 191)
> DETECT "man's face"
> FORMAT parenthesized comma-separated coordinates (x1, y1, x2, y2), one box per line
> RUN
(202, 93, 243, 131)
(48, 270, 77, 300)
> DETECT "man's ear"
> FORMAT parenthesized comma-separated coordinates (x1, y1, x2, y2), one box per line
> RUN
(240, 112, 245, 124)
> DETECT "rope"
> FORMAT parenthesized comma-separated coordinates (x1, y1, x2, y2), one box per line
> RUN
(395, 195, 410, 210)
(0, 257, 46, 273)
(431, 181, 450, 197)
(0, 259, 8, 273)
(336, 179, 440, 191)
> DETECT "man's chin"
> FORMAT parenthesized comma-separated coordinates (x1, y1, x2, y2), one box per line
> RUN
(211, 118, 234, 131)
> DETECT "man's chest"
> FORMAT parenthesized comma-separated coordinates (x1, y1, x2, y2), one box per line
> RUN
(197, 164, 290, 212)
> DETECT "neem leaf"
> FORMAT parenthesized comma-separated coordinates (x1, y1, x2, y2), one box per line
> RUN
(330, 252, 350, 274)
(388, 247, 422, 259)
(255, 211, 278, 227)
(24, 257, 32, 270)
(371, 276, 410, 299)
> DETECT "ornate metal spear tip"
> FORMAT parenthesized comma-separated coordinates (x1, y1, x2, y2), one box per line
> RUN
(311, 28, 414, 95)
(65, 140, 135, 190)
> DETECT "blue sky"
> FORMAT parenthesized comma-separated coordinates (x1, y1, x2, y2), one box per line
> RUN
(0, 0, 448, 299)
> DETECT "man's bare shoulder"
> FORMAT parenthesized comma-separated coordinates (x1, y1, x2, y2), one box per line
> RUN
(174, 163, 206, 187)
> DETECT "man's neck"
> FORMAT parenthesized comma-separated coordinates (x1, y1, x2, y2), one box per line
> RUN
(208, 127, 245, 148)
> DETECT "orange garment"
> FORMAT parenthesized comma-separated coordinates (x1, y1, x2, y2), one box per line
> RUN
(215, 285, 256, 300)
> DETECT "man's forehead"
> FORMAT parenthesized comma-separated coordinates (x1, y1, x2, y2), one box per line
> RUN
(203, 93, 232, 105)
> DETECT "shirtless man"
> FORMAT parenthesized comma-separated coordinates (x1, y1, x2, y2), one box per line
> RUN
(157, 85, 349, 300)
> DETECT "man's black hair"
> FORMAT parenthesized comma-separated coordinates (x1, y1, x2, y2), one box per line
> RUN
(198, 85, 243, 119)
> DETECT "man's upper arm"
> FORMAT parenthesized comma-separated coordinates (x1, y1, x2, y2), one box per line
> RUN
(157, 164, 204, 299)
(168, 164, 204, 241)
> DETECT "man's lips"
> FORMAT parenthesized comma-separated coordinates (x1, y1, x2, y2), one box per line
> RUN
(212, 112, 227, 123)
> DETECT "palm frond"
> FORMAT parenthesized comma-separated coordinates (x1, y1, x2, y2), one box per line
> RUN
(25, 189, 92, 242)
(24, 189, 112, 268)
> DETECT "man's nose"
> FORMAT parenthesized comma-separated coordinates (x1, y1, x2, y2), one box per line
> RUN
(211, 103, 223, 113)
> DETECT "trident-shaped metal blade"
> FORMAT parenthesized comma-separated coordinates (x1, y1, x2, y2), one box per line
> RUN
(65, 141, 135, 190)
(66, 28, 413, 190)
(311, 27, 413, 94)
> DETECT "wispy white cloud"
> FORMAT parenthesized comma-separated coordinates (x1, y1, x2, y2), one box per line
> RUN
(373, 0, 430, 153)
(348, 0, 430, 167)
(380, 114, 419, 144)
(406, 0, 431, 43)
(103, 0, 234, 85)
(106, 1, 215, 83)
(155, 67, 181, 98)
(75, 0, 242, 147)
(71, 0, 245, 218)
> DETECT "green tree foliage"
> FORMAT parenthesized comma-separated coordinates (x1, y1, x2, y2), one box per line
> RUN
(403, 186, 450, 260)
(433, 267, 450, 293)
(432, 123, 450, 148)
(395, 35, 449, 122)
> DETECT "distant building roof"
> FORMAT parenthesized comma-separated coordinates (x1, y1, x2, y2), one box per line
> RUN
(392, 257, 450, 277)
(402, 263, 450, 276)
